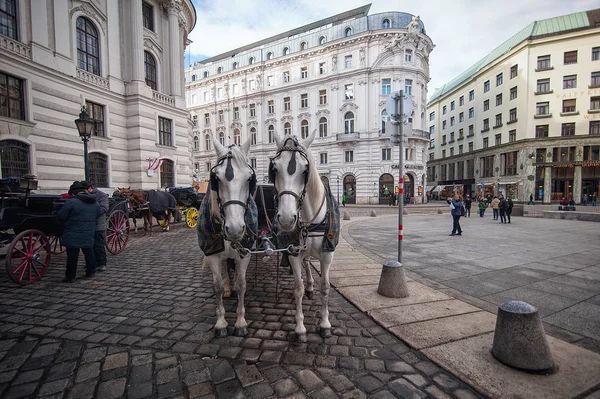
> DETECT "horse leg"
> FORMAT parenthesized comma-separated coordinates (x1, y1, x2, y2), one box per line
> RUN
(304, 258, 315, 300)
(207, 255, 228, 337)
(147, 212, 153, 235)
(233, 256, 250, 336)
(222, 260, 232, 298)
(289, 255, 307, 342)
(318, 252, 334, 338)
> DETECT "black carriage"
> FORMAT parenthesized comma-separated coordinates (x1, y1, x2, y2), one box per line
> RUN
(168, 186, 204, 228)
(1, 176, 130, 285)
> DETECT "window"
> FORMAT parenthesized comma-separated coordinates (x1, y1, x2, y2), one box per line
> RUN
(249, 103, 256, 117)
(205, 162, 212, 172)
(267, 52, 273, 60)
(283, 71, 290, 83)
(233, 128, 241, 145)
(284, 97, 291, 111)
(509, 130, 516, 142)
(203, 71, 209, 78)
(217, 87, 223, 97)
(583, 145, 600, 160)
(469, 90, 474, 101)
(250, 127, 257, 145)
(469, 108, 474, 118)
(158, 117, 172, 146)
(593, 47, 600, 61)
(268, 125, 274, 143)
(218, 109, 224, 122)
(344, 27, 352, 37)
(429, 111, 435, 121)
(591, 121, 600, 135)
(382, 78, 391, 95)
(510, 86, 517, 100)
(344, 112, 354, 133)
(233, 106, 239, 120)
(537, 55, 551, 70)
(443, 105, 447, 115)
(564, 51, 577, 65)
(319, 117, 328, 137)
(319, 62, 326, 75)
(191, 75, 196, 82)
(429, 126, 435, 136)
(483, 137, 489, 148)
(300, 93, 308, 108)
(381, 110, 387, 133)
(496, 93, 502, 106)
(563, 75, 577, 89)
(450, 101, 455, 111)
(484, 80, 490, 92)
(591, 72, 600, 88)
(442, 120, 447, 129)
(442, 150, 446, 158)
(459, 145, 463, 154)
(459, 96, 464, 106)
(218, 132, 225, 145)
(319, 89, 327, 104)
(468, 142, 473, 152)
(483, 118, 489, 130)
(268, 100, 274, 114)
(193, 136, 199, 151)
(536, 102, 549, 116)
(509, 108, 517, 122)
(382, 19, 390, 28)
(344, 84, 354, 100)
(561, 123, 575, 136)
(459, 112, 464, 122)
(450, 116, 455, 126)
(0, 0, 17, 39)
(404, 79, 412, 95)
(232, 84, 238, 95)
(0, 140, 29, 177)
(267, 76, 273, 87)
(249, 57, 255, 65)
(142, 1, 154, 31)
(510, 64, 518, 79)
(484, 100, 489, 111)
(535, 125, 549, 138)
(502, 151, 517, 176)
(591, 96, 600, 110)
(345, 55, 352, 68)
(87, 153, 109, 187)
(450, 132, 455, 142)
(204, 113, 210, 125)
(536, 78, 550, 93)
(284, 122, 291, 135)
(442, 135, 447, 145)
(496, 73, 503, 86)
(345, 150, 354, 162)
(495, 114, 502, 127)
(301, 66, 308, 79)
(143, 51, 158, 89)
(283, 47, 289, 56)
(319, 36, 326, 45)
(562, 99, 576, 113)
(0, 72, 25, 120)
(217, 67, 222, 74)
(160, 159, 174, 188)
(458, 128, 464, 139)
(203, 91, 209, 101)
(320, 153, 328, 164)
(468, 125, 474, 136)
(495, 134, 501, 145)
(76, 17, 100, 75)
(450, 148, 454, 157)
(382, 148, 391, 161)
(232, 62, 237, 70)
(205, 135, 211, 150)
(86, 101, 105, 137)
(297, 120, 308, 139)
(405, 49, 412, 62)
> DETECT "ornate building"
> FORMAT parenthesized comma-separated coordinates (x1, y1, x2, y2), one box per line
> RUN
(185, 5, 434, 204)
(427, 9, 600, 203)
(0, 0, 196, 193)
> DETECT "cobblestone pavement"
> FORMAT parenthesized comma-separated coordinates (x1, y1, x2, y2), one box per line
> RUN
(0, 225, 484, 398)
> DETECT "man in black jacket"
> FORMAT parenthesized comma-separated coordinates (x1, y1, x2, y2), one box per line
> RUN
(498, 194, 507, 224)
(82, 181, 109, 271)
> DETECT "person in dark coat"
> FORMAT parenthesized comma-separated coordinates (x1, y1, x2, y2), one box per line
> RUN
(464, 195, 472, 217)
(506, 197, 514, 223)
(448, 194, 464, 236)
(57, 181, 99, 283)
(498, 194, 507, 224)
(81, 181, 109, 271)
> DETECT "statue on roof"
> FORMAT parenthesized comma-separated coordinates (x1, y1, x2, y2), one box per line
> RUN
(408, 15, 421, 37)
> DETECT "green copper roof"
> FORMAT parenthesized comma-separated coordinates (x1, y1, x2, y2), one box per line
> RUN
(429, 9, 594, 104)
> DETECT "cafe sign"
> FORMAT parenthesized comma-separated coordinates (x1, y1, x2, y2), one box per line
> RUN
(392, 164, 424, 170)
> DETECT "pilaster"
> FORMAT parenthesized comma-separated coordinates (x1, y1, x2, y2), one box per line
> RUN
(130, 0, 144, 82)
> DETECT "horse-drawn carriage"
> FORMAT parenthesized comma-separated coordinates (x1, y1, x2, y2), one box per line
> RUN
(168, 186, 204, 228)
(1, 176, 130, 285)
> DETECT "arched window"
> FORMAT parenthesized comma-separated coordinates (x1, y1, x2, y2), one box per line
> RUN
(249, 57, 255, 65)
(381, 110, 388, 134)
(266, 52, 273, 60)
(268, 125, 274, 143)
(0, 140, 30, 177)
(250, 127, 257, 145)
(191, 74, 196, 81)
(205, 134, 211, 150)
(283, 47, 289, 56)
(233, 128, 241, 145)
(160, 159, 174, 188)
(284, 122, 291, 135)
(300, 41, 307, 50)
(144, 51, 157, 90)
(217, 66, 222, 74)
(300, 120, 309, 139)
(76, 17, 100, 75)
(344, 27, 352, 37)
(193, 136, 199, 151)
(232, 62, 238, 69)
(203, 71, 209, 78)
(219, 131, 225, 145)
(319, 117, 328, 137)
(344, 112, 355, 133)
(319, 36, 326, 45)
(381, 19, 390, 28)
(89, 152, 108, 187)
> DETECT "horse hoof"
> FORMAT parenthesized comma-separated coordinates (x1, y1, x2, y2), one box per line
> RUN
(305, 290, 314, 300)
(215, 328, 228, 338)
(296, 333, 307, 343)
(320, 328, 332, 338)
(223, 290, 232, 298)
(235, 326, 248, 337)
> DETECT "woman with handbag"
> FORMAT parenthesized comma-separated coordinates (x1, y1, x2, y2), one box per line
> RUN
(449, 194, 464, 236)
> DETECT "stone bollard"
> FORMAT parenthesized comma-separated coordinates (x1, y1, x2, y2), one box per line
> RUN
(377, 261, 409, 298)
(343, 212, 351, 220)
(437, 209, 443, 214)
(370, 210, 377, 217)
(491, 300, 555, 373)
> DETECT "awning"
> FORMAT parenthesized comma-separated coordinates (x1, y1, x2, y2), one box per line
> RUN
(425, 185, 435, 191)
(432, 185, 444, 192)
(499, 181, 520, 185)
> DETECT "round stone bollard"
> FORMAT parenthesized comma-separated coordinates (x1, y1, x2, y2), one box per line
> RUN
(377, 261, 409, 298)
(491, 300, 555, 373)
(343, 212, 351, 220)
(370, 210, 377, 217)
(437, 209, 443, 214)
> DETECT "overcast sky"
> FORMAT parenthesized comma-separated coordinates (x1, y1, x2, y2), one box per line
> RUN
(186, 0, 598, 96)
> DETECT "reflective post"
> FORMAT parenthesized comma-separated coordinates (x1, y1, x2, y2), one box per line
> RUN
(397, 90, 404, 264)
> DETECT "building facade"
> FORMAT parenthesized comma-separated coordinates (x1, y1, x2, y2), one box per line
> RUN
(427, 9, 600, 204)
(0, 0, 196, 193)
(185, 5, 434, 204)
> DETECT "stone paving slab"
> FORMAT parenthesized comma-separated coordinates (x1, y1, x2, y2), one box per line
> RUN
(369, 300, 482, 328)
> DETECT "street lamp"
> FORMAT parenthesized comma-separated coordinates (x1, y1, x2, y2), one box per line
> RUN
(74, 105, 95, 181)
(337, 176, 340, 204)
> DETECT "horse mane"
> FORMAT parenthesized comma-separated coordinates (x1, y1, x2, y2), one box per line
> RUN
(209, 145, 250, 219)
(301, 144, 325, 204)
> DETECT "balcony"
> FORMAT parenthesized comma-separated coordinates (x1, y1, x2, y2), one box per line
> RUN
(336, 132, 360, 142)
(77, 68, 110, 90)
(0, 35, 31, 60)
(152, 90, 174, 106)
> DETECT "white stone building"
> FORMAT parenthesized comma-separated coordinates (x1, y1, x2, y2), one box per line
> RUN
(185, 5, 434, 204)
(427, 9, 600, 204)
(0, 0, 196, 193)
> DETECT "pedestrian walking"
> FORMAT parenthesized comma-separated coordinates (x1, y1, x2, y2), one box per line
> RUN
(448, 194, 464, 236)
(498, 194, 507, 223)
(342, 193, 346, 207)
(464, 195, 472, 217)
(57, 181, 99, 283)
(583, 194, 588, 206)
(81, 181, 109, 272)
(528, 193, 535, 205)
(593, 193, 597, 207)
(478, 199, 487, 217)
(491, 196, 500, 220)
(389, 193, 394, 206)
(506, 197, 513, 223)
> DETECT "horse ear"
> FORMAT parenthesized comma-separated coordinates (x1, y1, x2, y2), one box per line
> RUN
(302, 129, 316, 148)
(213, 135, 226, 156)
(274, 130, 283, 148)
(241, 138, 251, 155)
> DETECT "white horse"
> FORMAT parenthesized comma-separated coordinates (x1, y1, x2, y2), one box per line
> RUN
(197, 138, 255, 338)
(270, 131, 339, 342)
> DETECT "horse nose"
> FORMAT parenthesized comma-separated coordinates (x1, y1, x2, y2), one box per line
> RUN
(225, 223, 246, 240)
(277, 213, 297, 230)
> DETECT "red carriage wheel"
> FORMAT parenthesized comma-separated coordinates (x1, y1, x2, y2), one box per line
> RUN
(48, 236, 66, 254)
(5, 229, 51, 285)
(105, 209, 130, 254)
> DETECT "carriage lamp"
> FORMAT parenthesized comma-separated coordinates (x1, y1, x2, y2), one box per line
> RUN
(74, 105, 95, 181)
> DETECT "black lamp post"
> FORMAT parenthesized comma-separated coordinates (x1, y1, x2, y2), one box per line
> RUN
(337, 176, 340, 204)
(74, 105, 95, 181)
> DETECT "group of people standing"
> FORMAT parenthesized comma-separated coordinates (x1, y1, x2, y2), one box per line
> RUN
(447, 193, 514, 236)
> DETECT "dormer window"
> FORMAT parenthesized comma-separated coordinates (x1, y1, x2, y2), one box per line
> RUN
(344, 27, 352, 37)
(381, 19, 390, 28)
(203, 71, 208, 78)
(300, 42, 307, 50)
(266, 52, 273, 60)
(283, 47, 289, 56)
(217, 66, 222, 74)
(232, 62, 238, 70)
(249, 57, 255, 65)
(319, 36, 326, 45)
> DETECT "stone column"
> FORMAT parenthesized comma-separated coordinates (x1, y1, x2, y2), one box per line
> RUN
(543, 167, 552, 204)
(573, 166, 582, 204)
(130, 0, 144, 82)
(166, 0, 182, 97)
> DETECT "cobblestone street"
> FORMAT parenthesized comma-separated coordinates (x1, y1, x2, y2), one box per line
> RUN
(0, 225, 482, 398)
